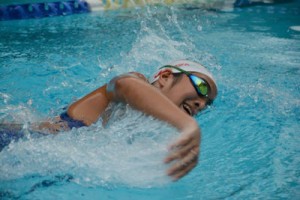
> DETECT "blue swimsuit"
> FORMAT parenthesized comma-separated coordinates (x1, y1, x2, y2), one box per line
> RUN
(59, 112, 86, 129)
(0, 112, 86, 151)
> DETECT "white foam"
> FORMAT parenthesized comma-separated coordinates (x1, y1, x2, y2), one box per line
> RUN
(0, 104, 179, 188)
(289, 26, 300, 32)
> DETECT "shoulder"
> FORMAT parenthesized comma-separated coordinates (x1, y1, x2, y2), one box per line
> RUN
(107, 72, 149, 92)
(110, 72, 148, 83)
(127, 72, 148, 82)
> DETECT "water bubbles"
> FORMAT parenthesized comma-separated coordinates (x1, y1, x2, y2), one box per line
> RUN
(197, 25, 203, 32)
(0, 92, 11, 104)
(27, 99, 33, 106)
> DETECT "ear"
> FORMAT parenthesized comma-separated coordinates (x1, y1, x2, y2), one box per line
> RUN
(156, 69, 174, 89)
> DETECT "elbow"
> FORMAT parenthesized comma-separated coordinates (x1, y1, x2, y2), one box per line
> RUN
(107, 76, 133, 100)
(66, 104, 77, 119)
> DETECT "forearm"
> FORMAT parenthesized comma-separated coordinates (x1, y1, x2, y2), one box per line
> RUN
(111, 77, 197, 131)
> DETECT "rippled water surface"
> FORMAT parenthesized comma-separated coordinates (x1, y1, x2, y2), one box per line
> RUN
(0, 1, 300, 199)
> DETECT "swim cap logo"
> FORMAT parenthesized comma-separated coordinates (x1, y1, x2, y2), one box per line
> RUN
(175, 63, 190, 67)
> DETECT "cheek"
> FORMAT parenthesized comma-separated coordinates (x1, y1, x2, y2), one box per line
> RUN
(167, 92, 183, 106)
(163, 86, 184, 105)
(170, 85, 196, 105)
(179, 83, 198, 99)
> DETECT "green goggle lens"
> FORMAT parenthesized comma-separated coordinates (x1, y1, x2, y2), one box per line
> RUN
(189, 74, 208, 96)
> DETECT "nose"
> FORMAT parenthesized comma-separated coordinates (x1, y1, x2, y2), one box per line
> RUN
(186, 98, 207, 115)
(194, 101, 200, 108)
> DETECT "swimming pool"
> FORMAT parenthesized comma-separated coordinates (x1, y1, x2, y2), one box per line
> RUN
(0, 0, 299, 199)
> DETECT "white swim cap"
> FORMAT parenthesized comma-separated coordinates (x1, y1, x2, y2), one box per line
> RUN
(149, 60, 217, 86)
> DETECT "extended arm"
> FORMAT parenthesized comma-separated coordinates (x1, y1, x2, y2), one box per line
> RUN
(108, 75, 201, 181)
(108, 75, 197, 131)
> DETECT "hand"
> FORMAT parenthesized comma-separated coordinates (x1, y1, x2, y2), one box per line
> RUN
(31, 117, 69, 134)
(164, 123, 201, 181)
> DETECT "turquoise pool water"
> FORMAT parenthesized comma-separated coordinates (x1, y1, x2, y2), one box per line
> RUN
(0, 1, 300, 199)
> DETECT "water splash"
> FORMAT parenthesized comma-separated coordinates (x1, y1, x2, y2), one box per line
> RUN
(0, 104, 179, 188)
(97, 5, 221, 79)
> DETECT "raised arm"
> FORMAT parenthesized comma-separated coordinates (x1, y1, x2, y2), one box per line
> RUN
(66, 72, 149, 125)
(67, 85, 110, 126)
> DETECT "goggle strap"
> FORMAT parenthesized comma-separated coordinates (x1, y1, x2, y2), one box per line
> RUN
(160, 65, 191, 76)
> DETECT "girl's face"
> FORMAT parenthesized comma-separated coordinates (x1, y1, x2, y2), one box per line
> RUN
(159, 72, 217, 116)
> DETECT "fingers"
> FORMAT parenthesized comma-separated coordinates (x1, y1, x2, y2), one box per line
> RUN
(167, 147, 199, 181)
(168, 134, 193, 150)
(164, 142, 198, 163)
(165, 133, 199, 163)
(168, 128, 201, 151)
(165, 126, 201, 180)
(171, 159, 198, 181)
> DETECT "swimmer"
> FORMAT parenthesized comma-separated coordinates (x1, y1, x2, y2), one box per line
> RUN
(3, 59, 218, 181)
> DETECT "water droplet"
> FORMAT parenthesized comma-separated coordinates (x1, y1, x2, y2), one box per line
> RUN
(197, 25, 203, 32)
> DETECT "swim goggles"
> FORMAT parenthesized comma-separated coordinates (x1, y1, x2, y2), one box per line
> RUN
(160, 65, 210, 99)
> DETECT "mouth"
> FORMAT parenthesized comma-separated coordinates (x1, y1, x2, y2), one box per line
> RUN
(182, 103, 193, 116)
